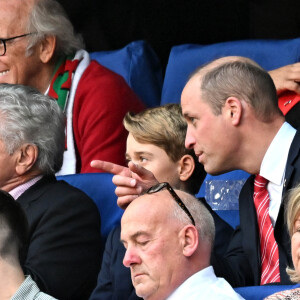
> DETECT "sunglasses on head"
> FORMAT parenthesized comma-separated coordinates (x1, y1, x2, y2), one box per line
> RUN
(146, 182, 195, 226)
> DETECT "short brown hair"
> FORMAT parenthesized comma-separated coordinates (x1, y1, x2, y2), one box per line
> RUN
(124, 104, 206, 194)
(193, 57, 282, 122)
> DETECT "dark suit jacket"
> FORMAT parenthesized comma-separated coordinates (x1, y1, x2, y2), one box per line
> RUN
(89, 197, 234, 300)
(199, 197, 234, 256)
(212, 130, 300, 287)
(17, 175, 102, 300)
(89, 225, 141, 300)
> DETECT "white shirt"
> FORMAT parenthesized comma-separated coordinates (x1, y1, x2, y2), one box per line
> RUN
(167, 266, 244, 300)
(260, 122, 296, 226)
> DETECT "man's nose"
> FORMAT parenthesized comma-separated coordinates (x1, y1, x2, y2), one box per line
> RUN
(123, 246, 141, 267)
(185, 126, 196, 149)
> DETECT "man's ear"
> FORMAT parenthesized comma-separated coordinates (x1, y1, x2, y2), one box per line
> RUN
(179, 225, 198, 257)
(39, 35, 56, 63)
(178, 154, 195, 182)
(15, 144, 38, 175)
(224, 96, 242, 126)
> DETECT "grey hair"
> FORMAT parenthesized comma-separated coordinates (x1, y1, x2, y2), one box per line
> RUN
(195, 59, 282, 122)
(171, 190, 215, 248)
(0, 83, 65, 174)
(26, 0, 84, 58)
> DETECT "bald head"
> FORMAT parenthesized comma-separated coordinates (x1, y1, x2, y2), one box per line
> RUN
(122, 190, 174, 227)
(121, 188, 215, 300)
(122, 188, 215, 246)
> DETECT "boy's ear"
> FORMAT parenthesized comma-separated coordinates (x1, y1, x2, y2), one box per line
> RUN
(15, 144, 38, 175)
(178, 154, 195, 182)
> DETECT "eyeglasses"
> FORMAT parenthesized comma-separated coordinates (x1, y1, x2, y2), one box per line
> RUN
(146, 182, 195, 226)
(0, 33, 36, 56)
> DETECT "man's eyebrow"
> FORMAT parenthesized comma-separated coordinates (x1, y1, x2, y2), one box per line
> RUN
(183, 112, 197, 120)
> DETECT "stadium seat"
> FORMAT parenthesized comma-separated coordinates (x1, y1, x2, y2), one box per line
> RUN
(234, 284, 296, 300)
(196, 170, 250, 229)
(90, 40, 163, 108)
(56, 173, 123, 241)
(161, 38, 300, 105)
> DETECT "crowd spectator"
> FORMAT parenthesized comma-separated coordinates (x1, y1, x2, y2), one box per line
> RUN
(120, 186, 243, 299)
(0, 190, 57, 300)
(265, 185, 300, 299)
(0, 84, 102, 299)
(269, 62, 300, 129)
(0, 0, 144, 174)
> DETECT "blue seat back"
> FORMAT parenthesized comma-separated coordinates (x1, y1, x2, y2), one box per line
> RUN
(90, 40, 163, 108)
(161, 38, 300, 105)
(196, 170, 250, 229)
(215, 210, 240, 230)
(56, 173, 123, 240)
(234, 284, 295, 300)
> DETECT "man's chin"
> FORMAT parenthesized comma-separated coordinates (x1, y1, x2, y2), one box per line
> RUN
(135, 283, 151, 299)
(203, 165, 222, 176)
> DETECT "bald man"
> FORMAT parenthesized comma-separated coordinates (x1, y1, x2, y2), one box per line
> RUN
(120, 183, 243, 300)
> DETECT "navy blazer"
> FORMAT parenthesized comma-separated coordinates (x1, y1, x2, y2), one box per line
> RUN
(18, 175, 103, 300)
(212, 129, 300, 287)
(89, 225, 141, 300)
(89, 197, 234, 300)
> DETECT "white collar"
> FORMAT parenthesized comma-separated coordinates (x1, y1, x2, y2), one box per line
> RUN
(260, 122, 296, 185)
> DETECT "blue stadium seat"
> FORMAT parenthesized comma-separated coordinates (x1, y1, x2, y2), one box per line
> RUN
(234, 284, 296, 300)
(90, 40, 163, 108)
(56, 173, 123, 241)
(196, 170, 250, 229)
(161, 38, 300, 105)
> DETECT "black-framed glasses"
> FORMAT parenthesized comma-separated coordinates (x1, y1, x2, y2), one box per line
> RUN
(0, 33, 36, 56)
(146, 182, 195, 226)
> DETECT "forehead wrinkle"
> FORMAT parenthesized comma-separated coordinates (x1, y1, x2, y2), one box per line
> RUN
(123, 191, 177, 231)
(0, 0, 33, 35)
